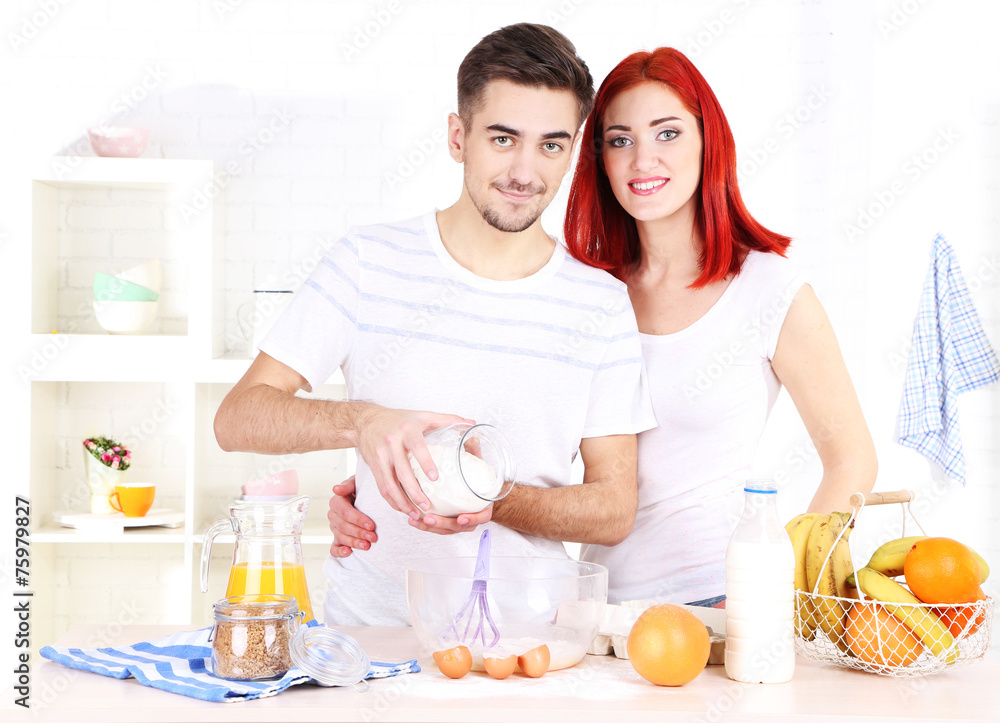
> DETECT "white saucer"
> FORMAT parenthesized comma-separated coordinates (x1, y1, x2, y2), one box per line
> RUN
(53, 509, 185, 529)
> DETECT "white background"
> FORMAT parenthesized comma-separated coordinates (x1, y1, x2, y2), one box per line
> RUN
(1, 0, 999, 698)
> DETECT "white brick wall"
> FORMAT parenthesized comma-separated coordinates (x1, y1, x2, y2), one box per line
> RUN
(3, 0, 999, 669)
(51, 544, 188, 629)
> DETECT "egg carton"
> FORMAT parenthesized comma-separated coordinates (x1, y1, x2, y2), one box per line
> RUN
(588, 599, 726, 664)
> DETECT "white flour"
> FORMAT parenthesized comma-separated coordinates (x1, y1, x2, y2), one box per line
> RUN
(409, 444, 501, 517)
(409, 651, 651, 700)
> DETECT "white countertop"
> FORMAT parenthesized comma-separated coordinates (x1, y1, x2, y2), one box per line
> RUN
(4, 625, 997, 722)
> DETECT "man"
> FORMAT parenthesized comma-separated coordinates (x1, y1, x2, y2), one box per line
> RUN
(214, 23, 654, 626)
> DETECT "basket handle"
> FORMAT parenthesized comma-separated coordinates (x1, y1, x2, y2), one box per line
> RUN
(848, 490, 913, 508)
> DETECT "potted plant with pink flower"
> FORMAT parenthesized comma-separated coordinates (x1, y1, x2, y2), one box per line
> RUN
(82, 437, 132, 514)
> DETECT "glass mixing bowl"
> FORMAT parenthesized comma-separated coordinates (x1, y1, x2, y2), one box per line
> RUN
(407, 556, 607, 671)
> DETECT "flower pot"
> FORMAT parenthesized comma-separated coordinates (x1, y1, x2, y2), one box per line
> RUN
(83, 446, 127, 514)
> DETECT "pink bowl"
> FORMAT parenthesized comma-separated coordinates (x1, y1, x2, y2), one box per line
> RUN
(87, 127, 149, 158)
(242, 469, 299, 497)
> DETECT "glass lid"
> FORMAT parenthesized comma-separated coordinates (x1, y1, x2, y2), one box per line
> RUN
(289, 625, 372, 690)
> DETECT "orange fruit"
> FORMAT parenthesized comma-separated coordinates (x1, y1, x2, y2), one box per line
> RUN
(845, 602, 924, 667)
(626, 604, 710, 686)
(903, 537, 982, 604)
(934, 587, 988, 637)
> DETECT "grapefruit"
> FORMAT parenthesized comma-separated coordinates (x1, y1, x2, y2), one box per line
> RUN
(626, 604, 710, 686)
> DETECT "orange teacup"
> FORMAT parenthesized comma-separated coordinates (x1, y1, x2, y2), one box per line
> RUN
(109, 484, 155, 518)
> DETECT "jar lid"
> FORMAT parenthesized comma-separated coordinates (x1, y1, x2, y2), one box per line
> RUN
(289, 626, 371, 689)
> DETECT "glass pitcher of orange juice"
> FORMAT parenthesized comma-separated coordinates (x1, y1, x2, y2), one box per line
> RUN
(200, 496, 315, 621)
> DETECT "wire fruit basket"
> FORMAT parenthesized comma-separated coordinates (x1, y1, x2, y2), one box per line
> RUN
(794, 490, 994, 677)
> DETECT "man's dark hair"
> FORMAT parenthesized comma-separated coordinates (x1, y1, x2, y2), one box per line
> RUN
(457, 23, 594, 128)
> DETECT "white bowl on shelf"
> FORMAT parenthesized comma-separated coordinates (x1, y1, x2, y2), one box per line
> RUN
(116, 258, 162, 294)
(93, 299, 158, 334)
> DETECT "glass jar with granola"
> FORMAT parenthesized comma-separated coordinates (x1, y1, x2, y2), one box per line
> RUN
(210, 594, 302, 680)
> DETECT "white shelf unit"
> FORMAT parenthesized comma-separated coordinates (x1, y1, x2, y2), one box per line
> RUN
(31, 157, 221, 355)
(25, 157, 349, 649)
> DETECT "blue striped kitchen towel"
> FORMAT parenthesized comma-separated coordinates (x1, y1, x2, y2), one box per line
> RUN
(39, 624, 419, 703)
(895, 234, 1000, 484)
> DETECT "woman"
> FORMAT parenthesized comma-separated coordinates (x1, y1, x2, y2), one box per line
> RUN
(563, 47, 877, 606)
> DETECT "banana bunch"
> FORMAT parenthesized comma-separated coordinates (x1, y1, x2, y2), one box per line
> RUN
(786, 513, 820, 639)
(854, 567, 959, 664)
(865, 536, 990, 583)
(785, 511, 856, 654)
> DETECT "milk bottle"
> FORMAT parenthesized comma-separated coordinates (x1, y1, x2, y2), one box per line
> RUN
(724, 480, 795, 683)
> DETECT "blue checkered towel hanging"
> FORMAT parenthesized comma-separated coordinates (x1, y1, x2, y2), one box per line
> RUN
(895, 234, 1000, 484)
(40, 624, 419, 703)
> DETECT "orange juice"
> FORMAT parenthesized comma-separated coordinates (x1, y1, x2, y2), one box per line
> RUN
(226, 562, 314, 622)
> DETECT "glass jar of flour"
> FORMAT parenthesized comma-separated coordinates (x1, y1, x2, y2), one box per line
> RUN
(407, 423, 516, 517)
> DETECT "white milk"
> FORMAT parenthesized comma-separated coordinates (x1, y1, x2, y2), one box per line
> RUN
(724, 482, 795, 684)
(409, 444, 501, 517)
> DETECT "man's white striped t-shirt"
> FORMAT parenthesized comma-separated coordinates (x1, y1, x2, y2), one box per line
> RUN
(260, 211, 655, 625)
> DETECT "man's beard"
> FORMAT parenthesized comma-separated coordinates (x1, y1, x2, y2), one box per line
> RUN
(468, 178, 546, 233)
(480, 205, 539, 233)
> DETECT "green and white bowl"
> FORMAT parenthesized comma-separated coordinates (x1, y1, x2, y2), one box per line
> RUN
(93, 272, 159, 302)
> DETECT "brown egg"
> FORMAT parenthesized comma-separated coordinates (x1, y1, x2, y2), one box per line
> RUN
(517, 644, 551, 678)
(483, 654, 517, 680)
(433, 645, 472, 679)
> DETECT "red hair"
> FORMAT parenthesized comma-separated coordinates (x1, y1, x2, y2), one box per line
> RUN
(564, 47, 790, 287)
